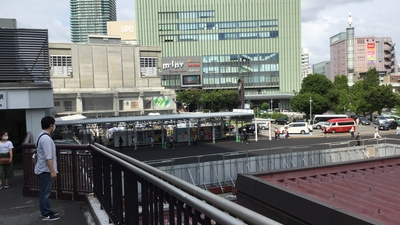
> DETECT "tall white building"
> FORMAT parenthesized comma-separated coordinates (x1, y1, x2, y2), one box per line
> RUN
(302, 48, 310, 78)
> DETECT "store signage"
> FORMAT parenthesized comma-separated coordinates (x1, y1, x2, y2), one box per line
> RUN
(121, 25, 134, 33)
(163, 61, 184, 70)
(0, 92, 7, 109)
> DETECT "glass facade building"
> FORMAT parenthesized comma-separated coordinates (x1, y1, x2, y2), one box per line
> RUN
(135, 0, 301, 109)
(70, 0, 117, 43)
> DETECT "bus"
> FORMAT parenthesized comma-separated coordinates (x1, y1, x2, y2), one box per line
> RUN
(312, 114, 348, 125)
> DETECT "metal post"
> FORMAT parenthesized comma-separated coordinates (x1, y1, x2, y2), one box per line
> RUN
(188, 121, 191, 146)
(212, 119, 215, 144)
(309, 97, 313, 123)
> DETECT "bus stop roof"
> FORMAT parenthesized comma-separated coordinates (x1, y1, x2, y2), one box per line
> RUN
(55, 111, 255, 126)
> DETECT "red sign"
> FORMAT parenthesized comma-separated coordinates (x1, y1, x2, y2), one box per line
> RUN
(188, 63, 200, 67)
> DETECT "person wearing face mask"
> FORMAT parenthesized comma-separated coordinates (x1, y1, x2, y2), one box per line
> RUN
(0, 130, 14, 190)
(34, 116, 60, 221)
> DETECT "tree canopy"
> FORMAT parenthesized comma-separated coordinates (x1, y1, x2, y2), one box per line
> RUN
(290, 73, 339, 117)
(291, 69, 400, 119)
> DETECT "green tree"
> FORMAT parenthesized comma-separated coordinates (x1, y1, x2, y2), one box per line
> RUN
(291, 73, 338, 117)
(176, 89, 204, 111)
(333, 75, 350, 113)
(350, 68, 399, 118)
(260, 102, 270, 110)
(200, 90, 238, 112)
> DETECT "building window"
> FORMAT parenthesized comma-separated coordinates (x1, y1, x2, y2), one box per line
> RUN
(131, 101, 138, 109)
(160, 19, 278, 32)
(64, 101, 72, 111)
(51, 55, 72, 77)
(177, 10, 215, 19)
(140, 57, 158, 77)
(144, 100, 152, 109)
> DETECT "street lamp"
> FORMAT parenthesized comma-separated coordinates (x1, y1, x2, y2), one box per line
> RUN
(270, 99, 273, 111)
(309, 97, 313, 122)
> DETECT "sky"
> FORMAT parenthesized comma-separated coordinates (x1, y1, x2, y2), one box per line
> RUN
(1, 0, 399, 66)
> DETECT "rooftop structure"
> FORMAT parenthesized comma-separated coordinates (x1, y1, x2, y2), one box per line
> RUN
(237, 156, 400, 225)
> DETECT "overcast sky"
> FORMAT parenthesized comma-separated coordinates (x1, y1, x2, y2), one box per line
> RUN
(1, 0, 398, 66)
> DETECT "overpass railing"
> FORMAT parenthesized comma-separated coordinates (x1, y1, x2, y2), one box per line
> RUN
(21, 132, 281, 225)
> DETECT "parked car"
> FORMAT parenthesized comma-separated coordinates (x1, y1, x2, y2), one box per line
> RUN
(378, 121, 398, 130)
(275, 118, 289, 125)
(280, 122, 312, 134)
(224, 124, 235, 132)
(312, 122, 330, 129)
(260, 122, 270, 130)
(373, 116, 387, 125)
(238, 124, 260, 134)
(357, 117, 370, 125)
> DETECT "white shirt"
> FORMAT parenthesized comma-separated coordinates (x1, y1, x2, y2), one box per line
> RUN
(34, 131, 58, 175)
(0, 141, 13, 154)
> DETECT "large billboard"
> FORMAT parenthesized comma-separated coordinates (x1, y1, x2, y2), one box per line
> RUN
(153, 96, 171, 108)
(367, 42, 375, 65)
(162, 56, 202, 88)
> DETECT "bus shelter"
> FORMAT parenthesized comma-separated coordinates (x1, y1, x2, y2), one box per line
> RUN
(54, 111, 254, 149)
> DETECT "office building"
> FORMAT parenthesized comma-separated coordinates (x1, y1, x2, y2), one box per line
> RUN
(49, 42, 176, 118)
(70, 0, 117, 43)
(313, 61, 330, 77)
(330, 33, 398, 81)
(302, 48, 310, 78)
(135, 0, 302, 110)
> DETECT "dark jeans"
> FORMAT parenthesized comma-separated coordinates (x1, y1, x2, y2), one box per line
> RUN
(38, 172, 53, 216)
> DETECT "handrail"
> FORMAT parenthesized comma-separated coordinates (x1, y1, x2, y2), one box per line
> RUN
(92, 143, 281, 225)
(91, 144, 248, 225)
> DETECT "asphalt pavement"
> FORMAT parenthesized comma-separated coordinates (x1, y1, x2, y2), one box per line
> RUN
(119, 124, 400, 163)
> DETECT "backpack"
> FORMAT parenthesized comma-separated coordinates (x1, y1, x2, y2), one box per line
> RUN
(33, 133, 50, 164)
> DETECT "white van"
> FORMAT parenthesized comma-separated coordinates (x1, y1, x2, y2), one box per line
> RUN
(280, 122, 312, 134)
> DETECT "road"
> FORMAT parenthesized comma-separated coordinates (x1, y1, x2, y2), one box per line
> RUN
(119, 124, 400, 166)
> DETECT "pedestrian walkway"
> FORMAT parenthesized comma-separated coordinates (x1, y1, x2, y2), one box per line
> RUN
(0, 165, 93, 225)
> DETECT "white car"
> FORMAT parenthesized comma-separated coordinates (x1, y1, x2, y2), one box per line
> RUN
(280, 122, 313, 134)
(260, 122, 270, 130)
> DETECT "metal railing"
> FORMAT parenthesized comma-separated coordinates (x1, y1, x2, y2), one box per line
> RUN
(23, 134, 400, 224)
(21, 132, 281, 224)
(146, 138, 400, 191)
(21, 132, 93, 201)
(91, 143, 281, 225)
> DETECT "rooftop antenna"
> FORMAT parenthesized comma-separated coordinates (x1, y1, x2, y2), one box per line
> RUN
(348, 12, 352, 27)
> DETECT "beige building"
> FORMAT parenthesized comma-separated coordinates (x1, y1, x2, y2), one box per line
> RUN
(107, 21, 137, 45)
(330, 33, 398, 81)
(50, 42, 176, 118)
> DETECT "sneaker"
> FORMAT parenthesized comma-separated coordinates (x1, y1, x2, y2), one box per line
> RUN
(42, 213, 60, 221)
(3, 183, 9, 189)
(50, 211, 60, 216)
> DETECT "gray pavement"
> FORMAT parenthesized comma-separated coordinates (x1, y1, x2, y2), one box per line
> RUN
(0, 166, 93, 225)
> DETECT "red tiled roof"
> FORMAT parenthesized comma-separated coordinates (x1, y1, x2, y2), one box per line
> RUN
(257, 157, 400, 225)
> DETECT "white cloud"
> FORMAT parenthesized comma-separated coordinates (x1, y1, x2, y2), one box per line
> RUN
(1, 0, 399, 67)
